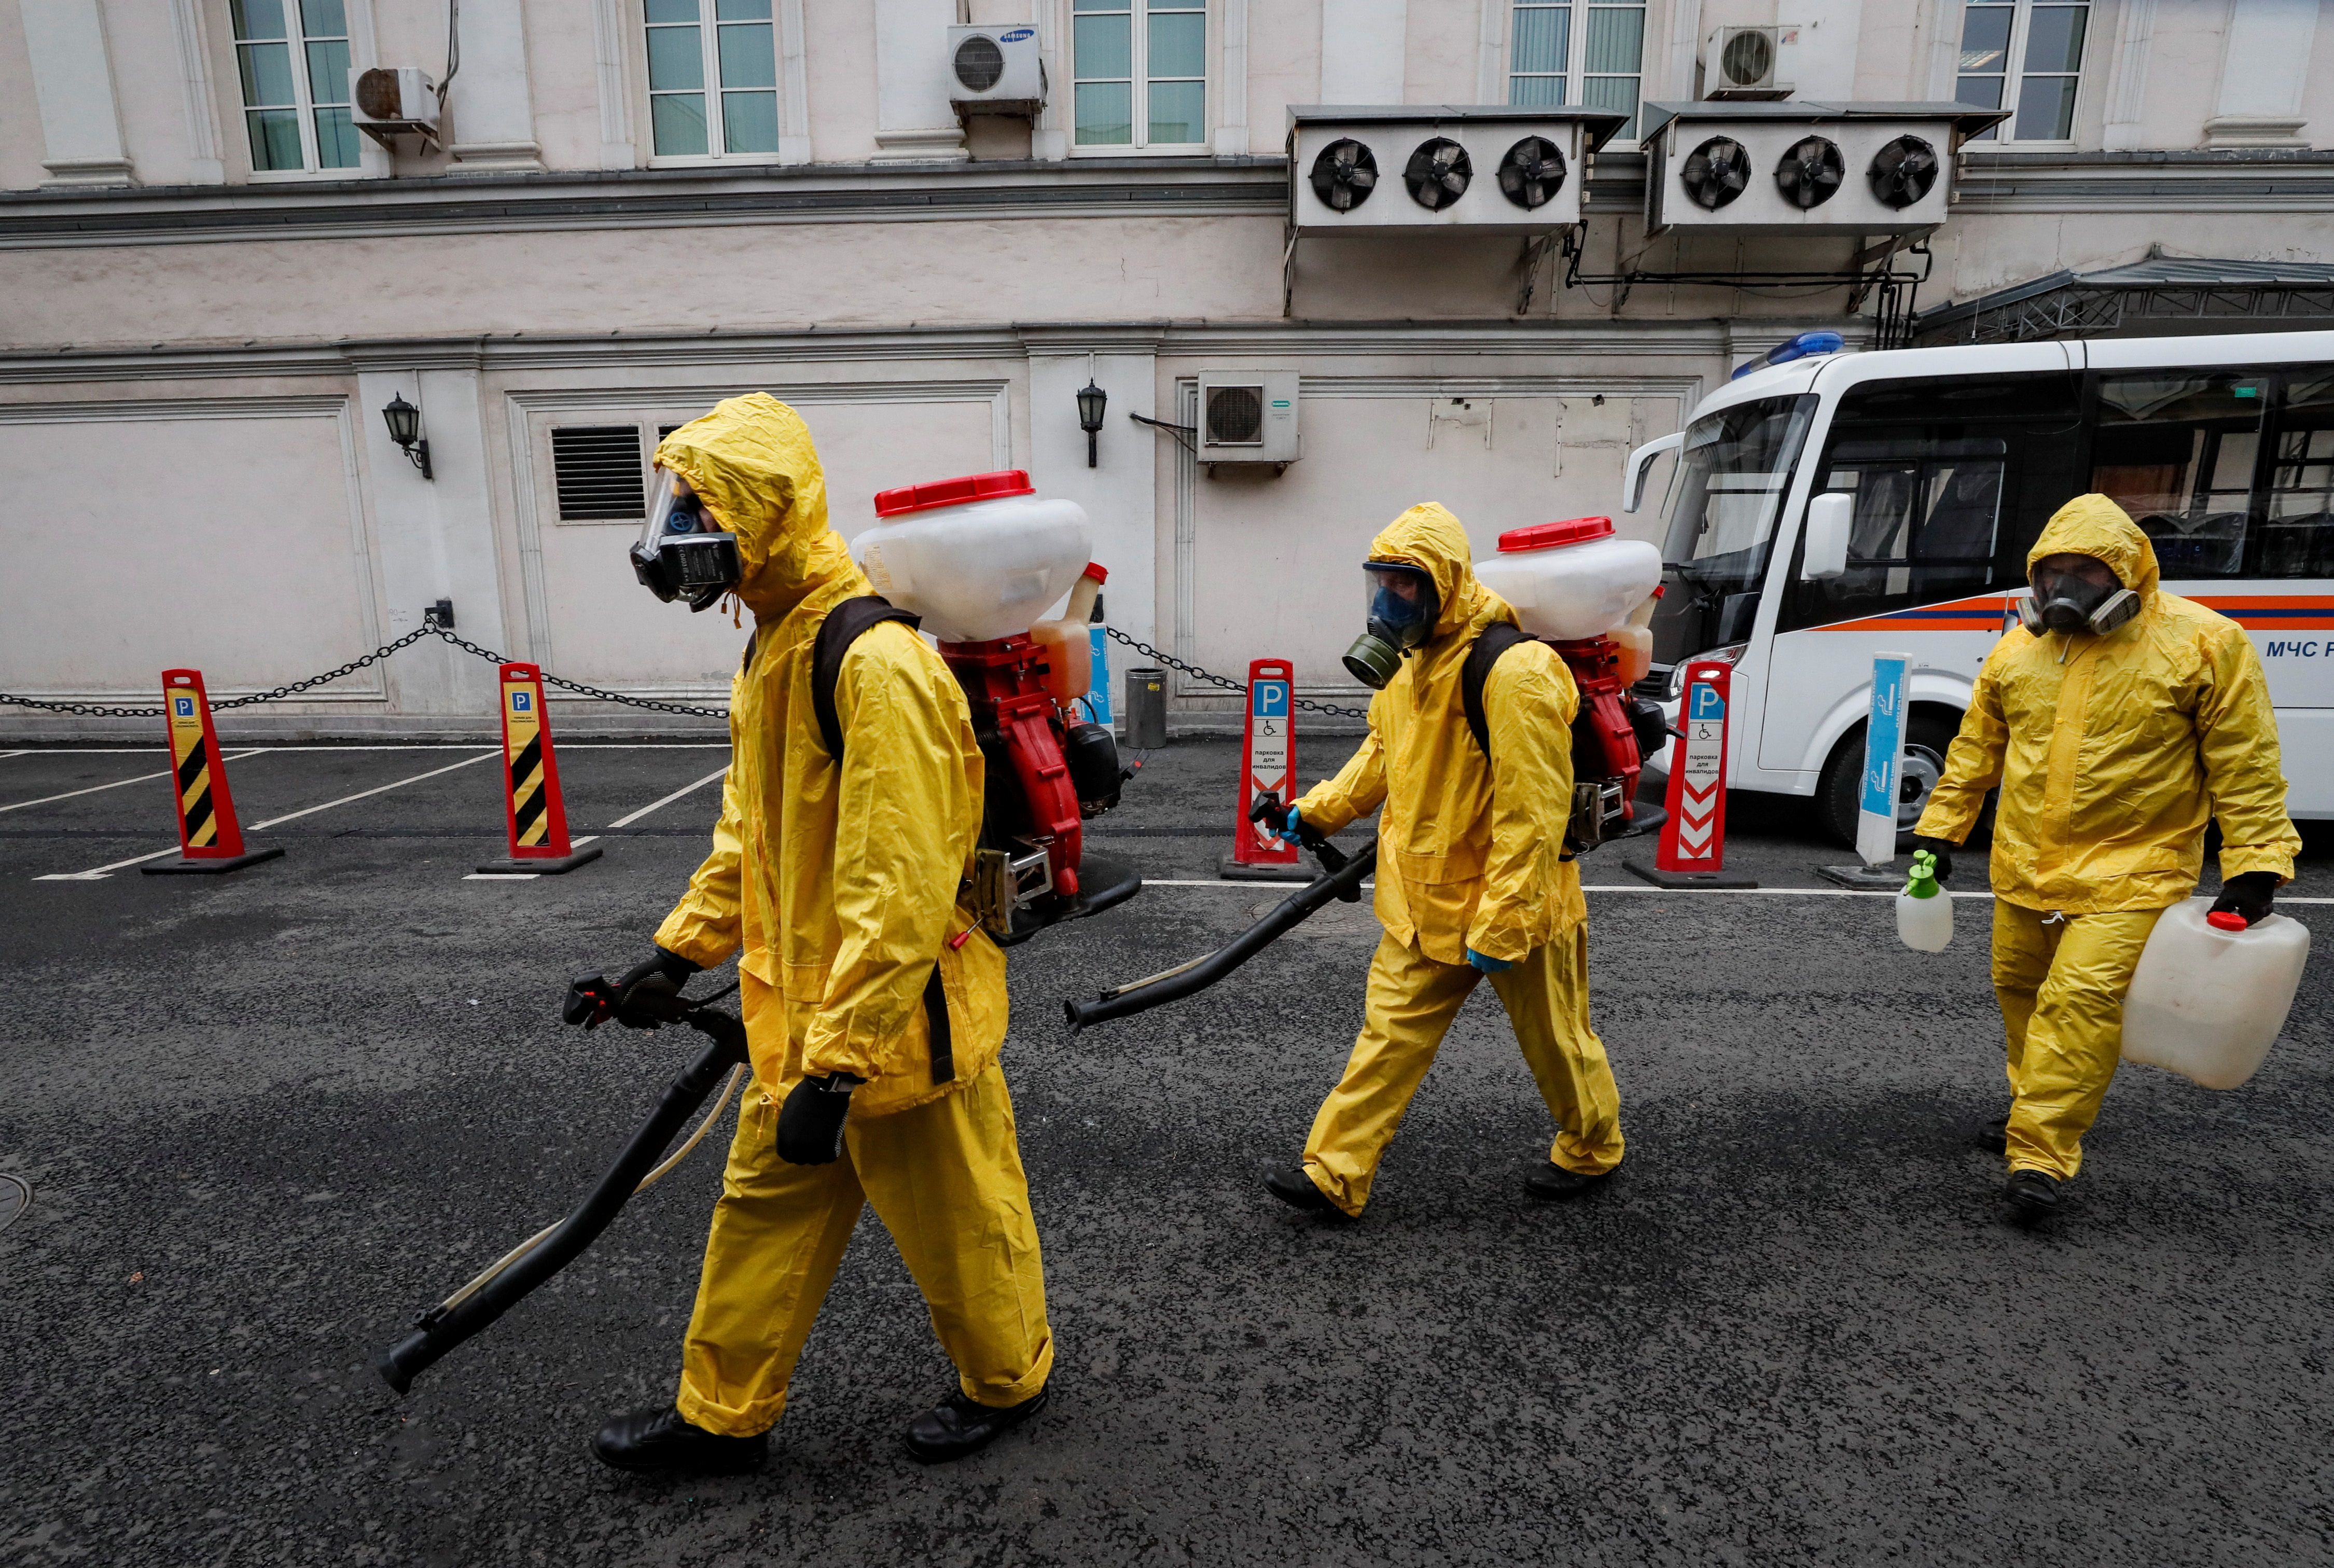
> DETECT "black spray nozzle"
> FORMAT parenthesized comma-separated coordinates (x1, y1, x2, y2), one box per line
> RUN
(564, 972, 619, 1030)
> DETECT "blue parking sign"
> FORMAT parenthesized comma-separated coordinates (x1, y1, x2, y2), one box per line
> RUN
(1252, 681, 1288, 719)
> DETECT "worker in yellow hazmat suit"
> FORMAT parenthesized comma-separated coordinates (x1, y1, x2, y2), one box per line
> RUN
(1914, 493, 2298, 1222)
(593, 394, 1052, 1475)
(1265, 502, 1627, 1219)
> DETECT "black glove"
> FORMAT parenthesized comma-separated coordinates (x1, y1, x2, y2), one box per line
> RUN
(2210, 871, 2280, 927)
(613, 947, 701, 1029)
(1911, 836, 1958, 885)
(776, 1074, 859, 1165)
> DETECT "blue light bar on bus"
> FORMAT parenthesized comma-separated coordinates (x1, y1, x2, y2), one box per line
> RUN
(1730, 330, 1847, 381)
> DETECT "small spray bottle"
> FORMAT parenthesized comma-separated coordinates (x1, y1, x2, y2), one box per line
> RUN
(1896, 848, 1953, 952)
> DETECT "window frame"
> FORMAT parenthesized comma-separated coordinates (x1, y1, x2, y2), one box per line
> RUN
(1504, 0, 1649, 145)
(1955, 0, 2091, 148)
(229, 0, 363, 182)
(1070, 0, 1211, 157)
(641, 0, 785, 168)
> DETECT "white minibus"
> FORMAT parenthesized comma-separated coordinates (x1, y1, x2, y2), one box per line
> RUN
(1626, 329, 2334, 844)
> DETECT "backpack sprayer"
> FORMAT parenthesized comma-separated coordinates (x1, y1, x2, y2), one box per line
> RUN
(1063, 517, 1672, 1033)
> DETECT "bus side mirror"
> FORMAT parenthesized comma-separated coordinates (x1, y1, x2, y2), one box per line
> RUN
(1801, 493, 1853, 580)
(1621, 431, 1684, 515)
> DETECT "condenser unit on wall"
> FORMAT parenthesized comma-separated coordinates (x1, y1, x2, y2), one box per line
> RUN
(350, 67, 439, 147)
(947, 25, 1045, 117)
(1640, 102, 2008, 237)
(1703, 26, 1790, 100)
(1286, 106, 1628, 236)
(1197, 371, 1299, 474)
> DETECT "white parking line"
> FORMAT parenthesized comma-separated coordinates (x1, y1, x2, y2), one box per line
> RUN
(32, 750, 498, 880)
(0, 749, 269, 816)
(467, 762, 730, 871)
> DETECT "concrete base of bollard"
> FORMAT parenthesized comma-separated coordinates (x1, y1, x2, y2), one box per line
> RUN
(475, 846, 604, 876)
(1623, 856, 1758, 890)
(141, 847, 285, 876)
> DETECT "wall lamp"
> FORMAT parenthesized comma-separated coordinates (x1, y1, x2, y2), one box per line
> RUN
(382, 393, 434, 479)
(1076, 378, 1107, 467)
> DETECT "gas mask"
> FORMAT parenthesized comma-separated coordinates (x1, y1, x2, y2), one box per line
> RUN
(1342, 562, 1440, 689)
(2018, 558, 2140, 638)
(631, 467, 741, 612)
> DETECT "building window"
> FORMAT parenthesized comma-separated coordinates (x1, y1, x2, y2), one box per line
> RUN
(645, 0, 780, 159)
(230, 0, 359, 173)
(1958, 1, 2089, 142)
(1074, 0, 1206, 149)
(1508, 1, 1646, 139)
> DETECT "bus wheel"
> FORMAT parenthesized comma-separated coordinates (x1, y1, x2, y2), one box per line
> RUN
(1817, 714, 1958, 850)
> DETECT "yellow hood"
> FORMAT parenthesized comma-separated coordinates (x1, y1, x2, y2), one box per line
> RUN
(652, 393, 859, 622)
(1368, 502, 1491, 642)
(2026, 493, 2160, 599)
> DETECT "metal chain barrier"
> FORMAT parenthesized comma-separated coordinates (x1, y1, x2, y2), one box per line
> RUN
(0, 626, 731, 721)
(1, 624, 1362, 725)
(1104, 627, 1369, 719)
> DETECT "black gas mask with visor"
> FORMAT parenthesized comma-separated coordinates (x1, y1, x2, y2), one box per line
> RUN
(1343, 561, 1440, 689)
(2018, 554, 2140, 638)
(631, 467, 742, 612)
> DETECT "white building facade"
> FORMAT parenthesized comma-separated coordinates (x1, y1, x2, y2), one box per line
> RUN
(4, 0, 2334, 735)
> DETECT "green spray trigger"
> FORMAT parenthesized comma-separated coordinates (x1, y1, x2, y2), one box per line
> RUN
(1904, 849, 1941, 898)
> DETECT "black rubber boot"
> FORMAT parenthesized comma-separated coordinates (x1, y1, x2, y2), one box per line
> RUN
(1264, 1165, 1346, 1217)
(2003, 1168, 2061, 1223)
(903, 1385, 1050, 1464)
(1968, 1116, 2010, 1155)
(1525, 1163, 1616, 1201)
(592, 1407, 768, 1476)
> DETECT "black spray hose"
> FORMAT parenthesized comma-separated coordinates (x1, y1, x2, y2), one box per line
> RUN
(1064, 839, 1377, 1031)
(377, 1007, 749, 1395)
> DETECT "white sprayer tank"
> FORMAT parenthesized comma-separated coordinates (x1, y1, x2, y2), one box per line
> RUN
(2120, 898, 2311, 1090)
(854, 470, 1092, 644)
(1473, 516, 1665, 642)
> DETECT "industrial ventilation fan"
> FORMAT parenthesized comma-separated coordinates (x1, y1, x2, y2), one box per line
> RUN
(1404, 138, 1472, 210)
(1496, 136, 1567, 210)
(1867, 134, 1939, 209)
(1204, 385, 1264, 446)
(952, 33, 1004, 91)
(1680, 136, 1752, 210)
(1775, 136, 1844, 209)
(1309, 137, 1379, 211)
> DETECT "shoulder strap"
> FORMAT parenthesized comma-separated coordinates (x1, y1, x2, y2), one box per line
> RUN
(1462, 621, 1532, 759)
(812, 595, 922, 762)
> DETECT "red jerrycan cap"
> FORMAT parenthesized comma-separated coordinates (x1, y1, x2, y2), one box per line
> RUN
(1498, 516, 1615, 552)
(873, 469, 1036, 517)
(2206, 909, 2250, 932)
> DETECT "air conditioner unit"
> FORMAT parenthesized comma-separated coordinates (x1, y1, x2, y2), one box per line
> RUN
(350, 66, 439, 146)
(1197, 371, 1299, 473)
(1703, 26, 1790, 101)
(1286, 106, 1628, 236)
(947, 24, 1044, 118)
(1640, 102, 2008, 237)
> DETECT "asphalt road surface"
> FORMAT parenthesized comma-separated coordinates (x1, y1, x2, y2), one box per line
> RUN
(3, 738, 2330, 1566)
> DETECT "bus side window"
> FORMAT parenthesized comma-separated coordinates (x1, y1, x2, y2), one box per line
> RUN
(2262, 371, 2334, 578)
(2090, 371, 2266, 578)
(1775, 371, 2080, 634)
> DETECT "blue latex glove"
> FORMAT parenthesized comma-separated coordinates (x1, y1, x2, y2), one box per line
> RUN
(1467, 948, 1513, 974)
(1274, 804, 1305, 844)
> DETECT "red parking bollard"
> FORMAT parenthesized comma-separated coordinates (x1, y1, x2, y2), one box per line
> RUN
(143, 669, 282, 876)
(475, 664, 602, 876)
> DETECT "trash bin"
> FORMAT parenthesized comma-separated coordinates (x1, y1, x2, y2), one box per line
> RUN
(1125, 667, 1168, 748)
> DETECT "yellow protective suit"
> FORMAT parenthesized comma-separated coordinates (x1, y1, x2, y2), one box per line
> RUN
(1916, 494, 2299, 1181)
(645, 395, 1050, 1435)
(1291, 503, 1625, 1215)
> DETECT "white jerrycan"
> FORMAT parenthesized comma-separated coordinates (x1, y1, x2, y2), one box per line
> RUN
(1896, 849, 1953, 952)
(2121, 898, 2311, 1090)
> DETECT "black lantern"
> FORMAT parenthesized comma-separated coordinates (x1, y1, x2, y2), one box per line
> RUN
(381, 393, 433, 479)
(1075, 379, 1107, 468)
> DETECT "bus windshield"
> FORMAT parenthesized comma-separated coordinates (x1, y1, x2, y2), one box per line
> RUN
(1661, 393, 1819, 591)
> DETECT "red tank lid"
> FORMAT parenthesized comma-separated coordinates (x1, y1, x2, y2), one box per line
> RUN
(873, 469, 1035, 518)
(2206, 909, 2250, 932)
(1498, 515, 1615, 552)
